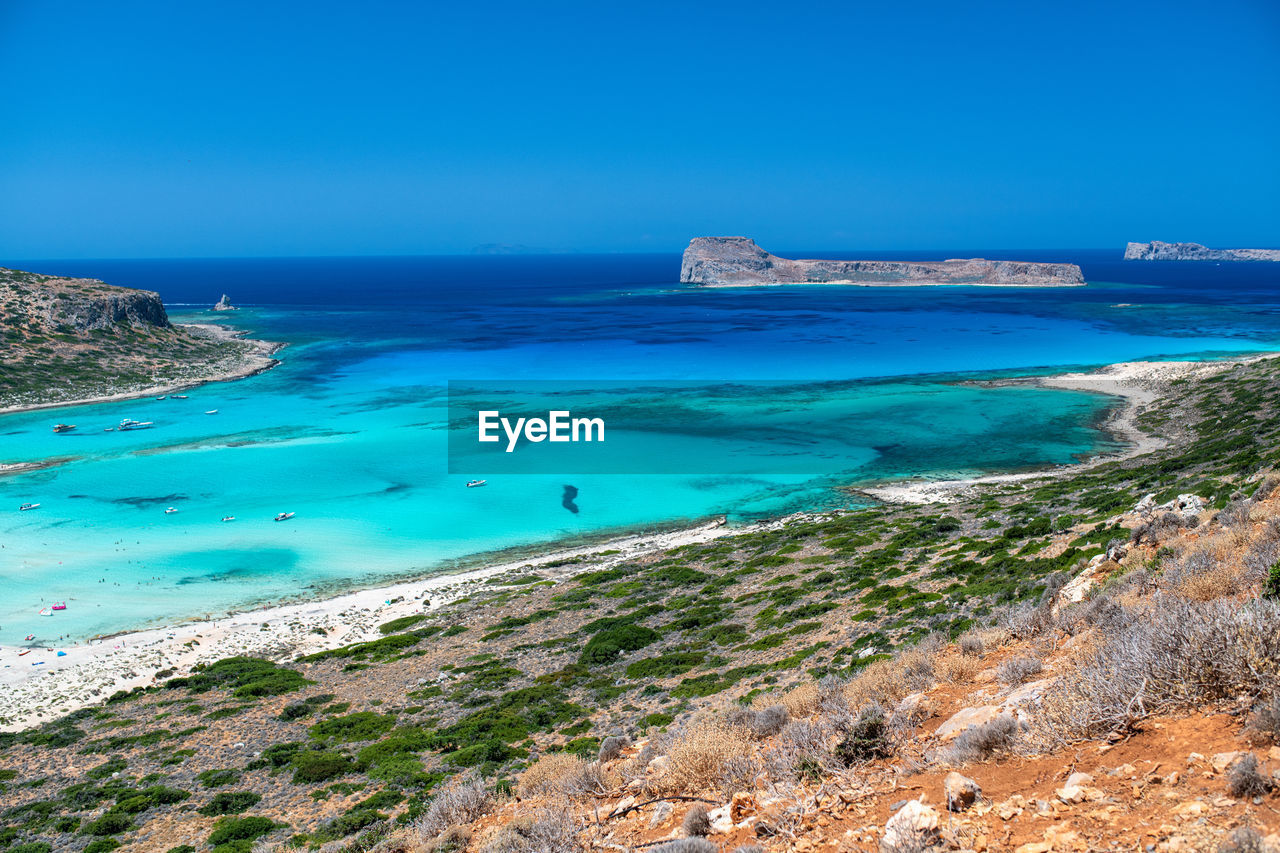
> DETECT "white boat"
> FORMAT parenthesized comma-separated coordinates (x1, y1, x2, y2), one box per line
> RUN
(38, 608, 52, 617)
(173, 395, 188, 399)
(274, 512, 295, 522)
(205, 409, 218, 415)
(156, 395, 167, 400)
(165, 507, 178, 514)
(221, 515, 235, 522)
(119, 419, 154, 431)
(52, 424, 76, 433)
(466, 480, 487, 488)
(18, 503, 39, 511)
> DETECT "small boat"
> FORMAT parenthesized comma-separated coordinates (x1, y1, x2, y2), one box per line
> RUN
(273, 512, 295, 522)
(24, 634, 34, 641)
(173, 395, 188, 399)
(19, 503, 39, 511)
(38, 608, 52, 617)
(156, 395, 167, 400)
(221, 515, 235, 522)
(205, 409, 219, 415)
(103, 427, 114, 432)
(52, 424, 76, 433)
(18, 649, 30, 657)
(51, 602, 66, 611)
(119, 418, 154, 431)
(466, 479, 487, 488)
(165, 507, 178, 514)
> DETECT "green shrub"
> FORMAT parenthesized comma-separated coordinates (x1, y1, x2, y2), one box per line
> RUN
(834, 703, 893, 764)
(291, 751, 358, 784)
(197, 768, 241, 788)
(207, 815, 281, 846)
(82, 810, 133, 836)
(82, 841, 119, 853)
(1265, 563, 1280, 600)
(624, 653, 704, 679)
(86, 758, 127, 780)
(309, 712, 397, 742)
(246, 741, 303, 770)
(198, 792, 262, 816)
(378, 614, 427, 634)
(579, 624, 659, 666)
(167, 657, 311, 698)
(279, 702, 313, 721)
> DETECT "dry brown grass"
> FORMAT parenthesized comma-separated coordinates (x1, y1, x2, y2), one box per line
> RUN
(1164, 538, 1248, 601)
(517, 753, 605, 798)
(845, 643, 937, 709)
(777, 682, 821, 718)
(652, 718, 754, 795)
(936, 652, 982, 684)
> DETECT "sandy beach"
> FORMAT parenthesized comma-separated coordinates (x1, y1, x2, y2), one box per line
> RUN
(0, 516, 760, 730)
(859, 355, 1275, 505)
(0, 354, 1267, 732)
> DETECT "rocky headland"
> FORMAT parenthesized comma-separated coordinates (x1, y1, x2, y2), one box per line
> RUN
(0, 267, 280, 411)
(1124, 241, 1280, 262)
(680, 237, 1086, 287)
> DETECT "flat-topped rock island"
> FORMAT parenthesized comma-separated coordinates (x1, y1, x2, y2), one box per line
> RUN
(1124, 241, 1280, 262)
(680, 236, 1085, 287)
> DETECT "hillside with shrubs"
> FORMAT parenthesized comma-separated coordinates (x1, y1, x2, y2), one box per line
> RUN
(4, 357, 1280, 852)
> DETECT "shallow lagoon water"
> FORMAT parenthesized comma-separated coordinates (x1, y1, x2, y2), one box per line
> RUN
(1, 250, 1278, 640)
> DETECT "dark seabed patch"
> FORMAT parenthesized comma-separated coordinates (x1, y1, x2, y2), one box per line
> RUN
(72, 493, 189, 508)
(561, 484, 579, 514)
(174, 547, 301, 585)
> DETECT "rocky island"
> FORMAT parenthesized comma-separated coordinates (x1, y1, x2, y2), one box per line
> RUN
(681, 236, 1085, 287)
(1124, 241, 1280, 262)
(0, 267, 279, 411)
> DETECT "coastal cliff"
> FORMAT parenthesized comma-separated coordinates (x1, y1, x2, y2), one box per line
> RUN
(681, 236, 1086, 287)
(0, 267, 279, 410)
(1, 269, 172, 331)
(1124, 241, 1280, 262)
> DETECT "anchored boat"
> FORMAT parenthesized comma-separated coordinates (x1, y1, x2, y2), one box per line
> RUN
(52, 424, 76, 433)
(274, 511, 295, 522)
(18, 502, 39, 511)
(466, 479, 487, 488)
(119, 418, 154, 431)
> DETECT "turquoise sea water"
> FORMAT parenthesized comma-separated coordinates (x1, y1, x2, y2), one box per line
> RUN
(2, 250, 1278, 641)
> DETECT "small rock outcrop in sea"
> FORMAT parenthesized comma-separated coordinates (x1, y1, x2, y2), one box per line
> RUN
(1124, 241, 1280, 262)
(680, 237, 1086, 286)
(213, 293, 236, 311)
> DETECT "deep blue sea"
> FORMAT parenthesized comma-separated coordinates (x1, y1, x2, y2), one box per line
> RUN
(2, 249, 1279, 640)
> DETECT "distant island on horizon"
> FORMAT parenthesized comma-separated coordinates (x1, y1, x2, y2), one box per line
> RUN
(680, 236, 1085, 287)
(1125, 240, 1280, 262)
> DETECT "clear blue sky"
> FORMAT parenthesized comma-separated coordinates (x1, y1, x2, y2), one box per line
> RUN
(1, 0, 1277, 258)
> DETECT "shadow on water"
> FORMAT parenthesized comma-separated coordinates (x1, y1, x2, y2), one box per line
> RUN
(561, 484, 579, 514)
